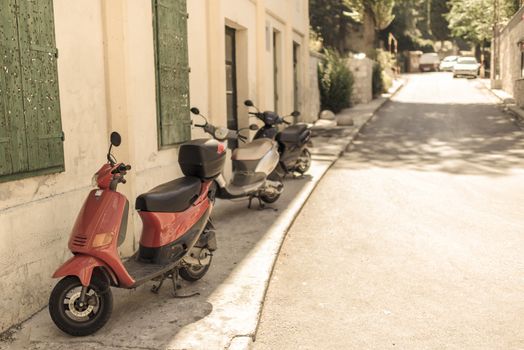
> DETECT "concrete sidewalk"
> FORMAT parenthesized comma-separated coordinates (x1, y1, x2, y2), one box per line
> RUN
(479, 79, 524, 128)
(0, 81, 404, 350)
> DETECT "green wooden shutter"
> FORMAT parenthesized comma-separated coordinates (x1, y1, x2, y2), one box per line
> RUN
(153, 0, 191, 147)
(0, 0, 29, 177)
(17, 0, 64, 173)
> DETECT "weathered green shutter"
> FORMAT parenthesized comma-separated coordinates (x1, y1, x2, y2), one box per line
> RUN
(0, 0, 63, 181)
(153, 0, 191, 147)
(18, 0, 64, 173)
(0, 0, 29, 177)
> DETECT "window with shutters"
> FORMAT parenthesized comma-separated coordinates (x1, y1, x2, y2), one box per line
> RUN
(0, 0, 64, 183)
(152, 0, 191, 148)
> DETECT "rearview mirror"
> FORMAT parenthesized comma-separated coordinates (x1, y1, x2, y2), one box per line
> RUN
(291, 111, 301, 117)
(249, 124, 259, 131)
(110, 132, 121, 147)
(244, 100, 254, 107)
(190, 107, 200, 115)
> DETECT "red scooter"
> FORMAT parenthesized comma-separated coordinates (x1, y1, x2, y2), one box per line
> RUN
(48, 132, 226, 336)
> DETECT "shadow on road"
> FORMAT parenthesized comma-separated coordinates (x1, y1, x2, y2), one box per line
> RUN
(336, 101, 524, 176)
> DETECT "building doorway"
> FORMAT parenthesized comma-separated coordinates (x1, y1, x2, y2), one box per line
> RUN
(225, 26, 238, 148)
(273, 30, 281, 114)
(293, 41, 300, 119)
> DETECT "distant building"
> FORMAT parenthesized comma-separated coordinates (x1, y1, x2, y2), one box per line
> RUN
(0, 0, 312, 333)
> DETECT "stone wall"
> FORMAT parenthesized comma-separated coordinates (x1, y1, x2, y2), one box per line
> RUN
(497, 7, 524, 104)
(346, 56, 373, 105)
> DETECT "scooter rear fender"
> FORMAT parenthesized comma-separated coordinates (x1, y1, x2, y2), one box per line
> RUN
(52, 254, 114, 287)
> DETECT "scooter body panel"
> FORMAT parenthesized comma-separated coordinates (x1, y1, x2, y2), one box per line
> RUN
(254, 142, 280, 174)
(65, 189, 135, 287)
(254, 126, 278, 140)
(216, 140, 279, 198)
(139, 181, 212, 249)
(52, 254, 111, 287)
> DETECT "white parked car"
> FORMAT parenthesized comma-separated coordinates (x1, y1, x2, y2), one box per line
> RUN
(439, 55, 459, 71)
(453, 57, 481, 78)
(419, 53, 440, 72)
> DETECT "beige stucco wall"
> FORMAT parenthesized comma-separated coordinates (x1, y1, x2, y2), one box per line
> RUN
(0, 0, 311, 333)
(0, 0, 108, 332)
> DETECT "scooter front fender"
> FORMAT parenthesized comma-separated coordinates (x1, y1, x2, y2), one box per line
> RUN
(53, 254, 110, 287)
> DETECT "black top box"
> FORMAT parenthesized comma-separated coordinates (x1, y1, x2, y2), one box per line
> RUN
(179, 139, 226, 179)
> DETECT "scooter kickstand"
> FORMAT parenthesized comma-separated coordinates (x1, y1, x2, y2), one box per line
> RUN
(151, 274, 166, 294)
(171, 269, 200, 299)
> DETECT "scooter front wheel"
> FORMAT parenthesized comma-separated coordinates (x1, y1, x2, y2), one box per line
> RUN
(49, 275, 113, 336)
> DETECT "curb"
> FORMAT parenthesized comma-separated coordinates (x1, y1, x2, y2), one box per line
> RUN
(239, 78, 406, 350)
(479, 81, 524, 127)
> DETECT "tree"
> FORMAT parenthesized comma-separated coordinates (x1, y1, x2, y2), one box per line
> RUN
(309, 0, 396, 54)
(447, 0, 519, 45)
(381, 0, 436, 52)
(345, 0, 396, 31)
(309, 0, 354, 52)
(430, 0, 451, 43)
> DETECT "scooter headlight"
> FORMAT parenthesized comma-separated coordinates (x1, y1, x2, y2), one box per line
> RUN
(214, 127, 229, 141)
(92, 232, 114, 248)
(91, 173, 99, 187)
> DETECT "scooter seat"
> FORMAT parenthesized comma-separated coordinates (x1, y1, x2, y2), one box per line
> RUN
(232, 139, 274, 161)
(277, 124, 310, 144)
(135, 176, 201, 213)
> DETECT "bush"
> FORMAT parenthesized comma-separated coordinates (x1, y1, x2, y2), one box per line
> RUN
(372, 49, 395, 97)
(372, 62, 385, 97)
(318, 49, 354, 114)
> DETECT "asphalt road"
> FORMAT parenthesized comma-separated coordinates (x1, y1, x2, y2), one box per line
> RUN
(253, 73, 524, 349)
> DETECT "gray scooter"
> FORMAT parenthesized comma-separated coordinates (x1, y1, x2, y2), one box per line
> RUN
(190, 107, 284, 208)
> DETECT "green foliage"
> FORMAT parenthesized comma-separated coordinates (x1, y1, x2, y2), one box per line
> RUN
(318, 50, 354, 113)
(447, 0, 519, 44)
(430, 0, 451, 42)
(383, 0, 443, 52)
(372, 62, 384, 97)
(345, 0, 396, 30)
(309, 0, 354, 52)
(309, 0, 396, 53)
(372, 50, 394, 97)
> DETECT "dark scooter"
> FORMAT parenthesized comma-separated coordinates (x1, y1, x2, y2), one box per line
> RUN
(49, 132, 226, 336)
(244, 100, 312, 178)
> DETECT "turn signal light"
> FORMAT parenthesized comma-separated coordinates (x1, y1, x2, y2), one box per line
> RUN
(92, 232, 114, 248)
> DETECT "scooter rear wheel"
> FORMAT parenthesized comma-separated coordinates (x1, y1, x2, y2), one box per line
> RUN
(179, 255, 213, 282)
(49, 275, 113, 336)
(259, 190, 281, 204)
(295, 148, 311, 174)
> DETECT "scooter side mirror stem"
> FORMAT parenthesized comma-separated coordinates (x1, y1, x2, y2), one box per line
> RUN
(244, 99, 261, 113)
(190, 106, 210, 127)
